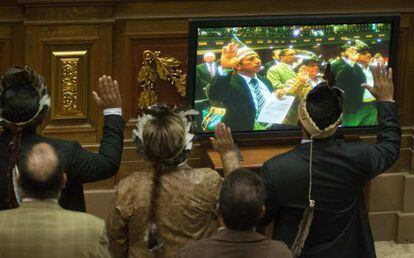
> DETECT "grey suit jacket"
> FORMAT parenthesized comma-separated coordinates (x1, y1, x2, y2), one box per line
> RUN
(180, 228, 292, 258)
(0, 200, 111, 258)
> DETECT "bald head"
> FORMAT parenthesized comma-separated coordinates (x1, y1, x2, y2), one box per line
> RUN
(18, 142, 64, 199)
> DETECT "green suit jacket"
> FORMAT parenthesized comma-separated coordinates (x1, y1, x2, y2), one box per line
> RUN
(0, 201, 110, 258)
(330, 58, 366, 113)
(195, 62, 218, 99)
(266, 62, 297, 90)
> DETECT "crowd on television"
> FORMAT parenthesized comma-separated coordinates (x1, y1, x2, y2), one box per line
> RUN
(195, 39, 389, 130)
(0, 33, 400, 258)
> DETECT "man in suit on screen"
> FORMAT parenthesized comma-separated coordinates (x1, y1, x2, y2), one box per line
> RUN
(207, 43, 274, 131)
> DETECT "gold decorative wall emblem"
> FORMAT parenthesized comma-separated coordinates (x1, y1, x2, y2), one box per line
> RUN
(51, 50, 88, 120)
(61, 58, 79, 112)
(137, 50, 186, 109)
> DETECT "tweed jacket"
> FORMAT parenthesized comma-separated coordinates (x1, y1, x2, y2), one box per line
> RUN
(0, 200, 110, 258)
(260, 102, 400, 258)
(108, 164, 222, 258)
(180, 228, 292, 258)
(0, 114, 125, 211)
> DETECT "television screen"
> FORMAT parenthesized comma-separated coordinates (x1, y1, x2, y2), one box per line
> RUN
(187, 15, 399, 135)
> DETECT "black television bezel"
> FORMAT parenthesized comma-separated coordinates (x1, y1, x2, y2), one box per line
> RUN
(187, 13, 400, 138)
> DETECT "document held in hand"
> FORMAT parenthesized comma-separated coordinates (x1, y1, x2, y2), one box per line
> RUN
(257, 95, 295, 124)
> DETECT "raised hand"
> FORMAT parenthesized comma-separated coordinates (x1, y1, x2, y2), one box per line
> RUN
(210, 123, 239, 176)
(220, 43, 239, 69)
(93, 75, 122, 109)
(362, 65, 394, 102)
(210, 123, 235, 156)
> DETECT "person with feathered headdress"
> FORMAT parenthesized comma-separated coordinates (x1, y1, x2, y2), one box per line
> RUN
(0, 66, 124, 211)
(107, 104, 239, 258)
(259, 64, 400, 258)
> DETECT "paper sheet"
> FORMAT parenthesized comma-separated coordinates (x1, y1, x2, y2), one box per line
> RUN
(257, 95, 295, 124)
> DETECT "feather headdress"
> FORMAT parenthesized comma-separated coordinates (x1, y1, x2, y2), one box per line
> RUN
(0, 66, 51, 209)
(132, 104, 198, 158)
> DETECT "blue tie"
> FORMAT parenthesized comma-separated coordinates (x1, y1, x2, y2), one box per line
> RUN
(250, 78, 265, 113)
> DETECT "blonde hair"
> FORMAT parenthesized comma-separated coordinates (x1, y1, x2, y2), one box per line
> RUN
(142, 111, 188, 251)
(142, 112, 186, 167)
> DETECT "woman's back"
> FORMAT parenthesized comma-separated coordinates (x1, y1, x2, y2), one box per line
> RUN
(109, 164, 221, 258)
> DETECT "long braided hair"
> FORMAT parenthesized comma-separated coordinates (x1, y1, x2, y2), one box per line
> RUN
(133, 104, 192, 252)
(0, 66, 50, 208)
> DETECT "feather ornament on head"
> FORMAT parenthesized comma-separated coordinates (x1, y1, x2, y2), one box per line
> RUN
(0, 66, 51, 127)
(132, 104, 199, 158)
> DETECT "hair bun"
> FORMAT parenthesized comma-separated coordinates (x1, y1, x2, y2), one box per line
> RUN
(145, 103, 174, 118)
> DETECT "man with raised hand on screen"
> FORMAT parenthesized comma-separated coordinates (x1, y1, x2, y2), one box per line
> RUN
(259, 65, 400, 258)
(206, 42, 274, 131)
(0, 142, 111, 258)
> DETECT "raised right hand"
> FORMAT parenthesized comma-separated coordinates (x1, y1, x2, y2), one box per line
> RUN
(220, 43, 239, 69)
(92, 75, 122, 109)
(210, 123, 235, 156)
(361, 65, 394, 102)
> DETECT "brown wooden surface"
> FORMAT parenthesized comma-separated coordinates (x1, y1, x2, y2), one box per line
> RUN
(206, 145, 294, 170)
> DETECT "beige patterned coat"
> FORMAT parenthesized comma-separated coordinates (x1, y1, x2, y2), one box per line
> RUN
(108, 164, 222, 258)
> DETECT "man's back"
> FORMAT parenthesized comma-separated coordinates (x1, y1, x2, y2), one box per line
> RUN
(261, 102, 400, 258)
(0, 201, 110, 258)
(181, 228, 291, 258)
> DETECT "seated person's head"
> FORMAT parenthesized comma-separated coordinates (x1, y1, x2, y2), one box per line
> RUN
(218, 168, 266, 231)
(203, 52, 216, 63)
(18, 142, 65, 200)
(139, 105, 190, 171)
(279, 48, 297, 65)
(0, 66, 49, 129)
(298, 82, 343, 138)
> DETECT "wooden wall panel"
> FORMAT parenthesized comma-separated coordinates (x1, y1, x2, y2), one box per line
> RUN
(24, 23, 113, 143)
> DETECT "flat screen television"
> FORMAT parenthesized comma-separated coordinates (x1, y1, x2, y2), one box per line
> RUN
(187, 14, 399, 136)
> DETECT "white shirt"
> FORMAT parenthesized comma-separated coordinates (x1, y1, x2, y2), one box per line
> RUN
(103, 107, 122, 116)
(238, 73, 272, 113)
(357, 63, 375, 102)
(342, 57, 356, 67)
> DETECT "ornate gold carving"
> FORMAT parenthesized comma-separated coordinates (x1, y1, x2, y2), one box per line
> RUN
(137, 50, 186, 109)
(51, 50, 88, 120)
(61, 58, 79, 112)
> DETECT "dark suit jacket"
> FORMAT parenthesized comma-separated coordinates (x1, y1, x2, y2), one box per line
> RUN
(260, 102, 400, 258)
(0, 114, 125, 212)
(196, 62, 218, 100)
(207, 72, 273, 131)
(180, 228, 292, 258)
(330, 58, 366, 113)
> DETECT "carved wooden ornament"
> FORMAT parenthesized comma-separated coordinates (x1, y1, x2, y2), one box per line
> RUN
(137, 50, 186, 109)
